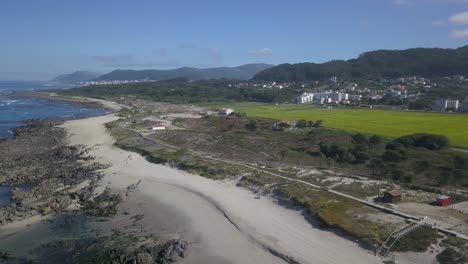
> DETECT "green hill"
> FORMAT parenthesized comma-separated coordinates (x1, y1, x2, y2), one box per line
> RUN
(253, 46, 468, 81)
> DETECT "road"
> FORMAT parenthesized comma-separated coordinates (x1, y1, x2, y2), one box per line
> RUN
(135, 130, 468, 241)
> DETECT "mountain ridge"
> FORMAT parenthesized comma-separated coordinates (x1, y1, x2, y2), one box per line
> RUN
(253, 46, 468, 82)
(96, 63, 274, 81)
(52, 71, 102, 83)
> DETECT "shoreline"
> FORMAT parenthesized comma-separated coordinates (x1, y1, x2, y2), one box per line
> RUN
(60, 107, 382, 263)
(12, 90, 124, 112)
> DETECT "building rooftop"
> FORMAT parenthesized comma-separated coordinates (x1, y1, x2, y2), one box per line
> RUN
(386, 190, 402, 197)
(437, 195, 451, 200)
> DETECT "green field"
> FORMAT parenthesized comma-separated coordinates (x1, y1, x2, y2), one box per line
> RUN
(205, 102, 468, 148)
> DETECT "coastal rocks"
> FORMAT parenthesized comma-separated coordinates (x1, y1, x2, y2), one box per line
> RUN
(157, 239, 189, 264)
(136, 253, 154, 264)
(0, 119, 105, 225)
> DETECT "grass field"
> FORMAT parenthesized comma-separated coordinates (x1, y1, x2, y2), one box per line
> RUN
(203, 102, 468, 148)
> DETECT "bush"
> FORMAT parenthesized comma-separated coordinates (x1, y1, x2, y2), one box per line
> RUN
(319, 142, 352, 163)
(397, 133, 449, 150)
(393, 226, 440, 252)
(386, 141, 404, 150)
(437, 248, 467, 264)
(351, 133, 368, 145)
(245, 120, 258, 131)
(382, 150, 402, 162)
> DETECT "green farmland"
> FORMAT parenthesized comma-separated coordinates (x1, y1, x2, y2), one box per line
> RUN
(210, 102, 468, 148)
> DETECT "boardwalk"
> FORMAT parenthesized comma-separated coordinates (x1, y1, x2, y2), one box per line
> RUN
(135, 130, 468, 241)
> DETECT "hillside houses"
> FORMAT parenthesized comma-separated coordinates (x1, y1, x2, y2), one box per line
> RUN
(432, 99, 460, 111)
(296, 90, 354, 105)
(297, 93, 314, 104)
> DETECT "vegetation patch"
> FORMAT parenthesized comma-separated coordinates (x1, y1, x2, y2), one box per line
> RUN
(276, 184, 393, 246)
(81, 187, 122, 217)
(393, 226, 440, 252)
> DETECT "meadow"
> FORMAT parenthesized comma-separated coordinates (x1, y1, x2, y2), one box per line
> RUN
(205, 102, 468, 148)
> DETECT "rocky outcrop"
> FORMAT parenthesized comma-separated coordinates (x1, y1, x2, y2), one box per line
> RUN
(0, 119, 105, 225)
(157, 239, 189, 264)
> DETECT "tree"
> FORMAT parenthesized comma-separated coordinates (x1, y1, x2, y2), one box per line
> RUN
(296, 119, 308, 129)
(369, 135, 382, 147)
(368, 158, 385, 176)
(382, 150, 402, 162)
(245, 120, 258, 131)
(307, 120, 315, 128)
(352, 133, 368, 146)
(369, 135, 382, 156)
(314, 120, 323, 128)
(352, 150, 370, 164)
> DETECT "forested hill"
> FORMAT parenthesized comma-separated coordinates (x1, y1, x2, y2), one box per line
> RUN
(252, 46, 468, 82)
(96, 63, 274, 81)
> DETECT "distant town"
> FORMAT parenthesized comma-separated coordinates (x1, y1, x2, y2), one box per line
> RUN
(76, 74, 468, 113)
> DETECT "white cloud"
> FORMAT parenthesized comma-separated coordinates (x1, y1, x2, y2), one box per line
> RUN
(449, 11, 468, 24)
(249, 48, 273, 56)
(450, 29, 468, 38)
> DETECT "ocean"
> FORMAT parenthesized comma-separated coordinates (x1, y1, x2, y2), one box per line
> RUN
(0, 81, 107, 139)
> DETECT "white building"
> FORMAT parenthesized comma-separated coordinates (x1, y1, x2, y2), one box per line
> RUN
(432, 99, 459, 111)
(152, 123, 166, 130)
(345, 83, 357, 91)
(297, 93, 314, 104)
(219, 108, 234, 116)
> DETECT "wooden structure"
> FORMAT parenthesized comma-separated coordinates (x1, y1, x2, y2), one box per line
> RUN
(383, 190, 402, 204)
(437, 195, 452, 207)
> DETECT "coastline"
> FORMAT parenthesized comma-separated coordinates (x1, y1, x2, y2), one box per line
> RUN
(58, 102, 382, 263)
(12, 90, 124, 112)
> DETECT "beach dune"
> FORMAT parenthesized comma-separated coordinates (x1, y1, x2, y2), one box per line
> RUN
(62, 114, 381, 264)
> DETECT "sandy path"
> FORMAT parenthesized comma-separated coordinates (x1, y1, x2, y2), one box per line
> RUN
(62, 114, 382, 264)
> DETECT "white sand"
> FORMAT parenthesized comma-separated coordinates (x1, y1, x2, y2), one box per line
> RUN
(62, 114, 382, 264)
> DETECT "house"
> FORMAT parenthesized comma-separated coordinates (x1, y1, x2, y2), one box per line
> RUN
(219, 108, 234, 116)
(297, 92, 314, 104)
(151, 122, 166, 131)
(383, 190, 402, 204)
(436, 195, 452, 207)
(432, 99, 459, 111)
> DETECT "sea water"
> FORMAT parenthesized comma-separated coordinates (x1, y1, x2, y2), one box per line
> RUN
(0, 81, 106, 138)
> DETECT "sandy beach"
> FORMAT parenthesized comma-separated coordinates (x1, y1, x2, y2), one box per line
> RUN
(61, 113, 382, 264)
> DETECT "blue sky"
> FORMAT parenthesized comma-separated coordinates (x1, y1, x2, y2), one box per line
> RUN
(2, 0, 468, 80)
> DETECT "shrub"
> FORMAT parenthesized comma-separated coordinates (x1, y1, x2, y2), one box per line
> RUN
(351, 133, 369, 145)
(382, 150, 402, 162)
(397, 133, 449, 150)
(245, 120, 258, 131)
(393, 226, 440, 252)
(437, 248, 467, 264)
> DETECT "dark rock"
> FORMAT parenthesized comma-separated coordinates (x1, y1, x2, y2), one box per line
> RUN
(136, 252, 154, 264)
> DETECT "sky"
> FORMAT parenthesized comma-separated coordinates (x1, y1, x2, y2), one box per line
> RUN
(2, 0, 468, 81)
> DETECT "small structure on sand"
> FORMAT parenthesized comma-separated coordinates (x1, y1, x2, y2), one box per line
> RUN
(383, 190, 402, 204)
(436, 195, 452, 207)
(151, 122, 166, 131)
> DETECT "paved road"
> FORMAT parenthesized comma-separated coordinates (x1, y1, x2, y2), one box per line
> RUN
(135, 130, 468, 241)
